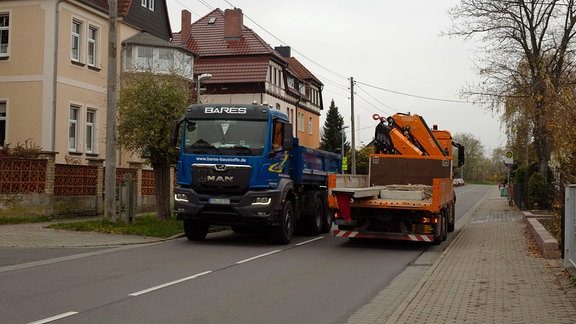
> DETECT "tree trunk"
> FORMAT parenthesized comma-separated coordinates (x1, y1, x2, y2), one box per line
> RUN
(153, 159, 172, 221)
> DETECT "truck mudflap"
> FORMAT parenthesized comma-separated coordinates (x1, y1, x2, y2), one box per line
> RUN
(333, 229, 434, 242)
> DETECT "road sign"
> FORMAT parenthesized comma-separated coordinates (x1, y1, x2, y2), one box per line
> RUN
(342, 157, 348, 171)
(504, 151, 513, 168)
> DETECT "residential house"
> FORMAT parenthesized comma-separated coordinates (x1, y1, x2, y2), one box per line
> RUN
(173, 8, 324, 148)
(0, 0, 194, 167)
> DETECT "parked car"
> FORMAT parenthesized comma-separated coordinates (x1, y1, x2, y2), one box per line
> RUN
(453, 178, 464, 187)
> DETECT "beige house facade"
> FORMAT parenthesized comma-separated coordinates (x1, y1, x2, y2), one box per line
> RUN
(0, 0, 191, 167)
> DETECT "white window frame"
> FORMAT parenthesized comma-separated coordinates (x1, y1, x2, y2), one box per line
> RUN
(69, 105, 79, 152)
(141, 0, 154, 11)
(86, 109, 96, 154)
(87, 25, 98, 67)
(0, 101, 6, 147)
(71, 20, 82, 62)
(0, 13, 9, 58)
(297, 112, 305, 132)
(308, 117, 313, 134)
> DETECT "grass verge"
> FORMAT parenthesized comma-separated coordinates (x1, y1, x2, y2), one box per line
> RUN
(48, 214, 183, 238)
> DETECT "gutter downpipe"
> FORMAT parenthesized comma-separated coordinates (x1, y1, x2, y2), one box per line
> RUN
(52, 0, 64, 151)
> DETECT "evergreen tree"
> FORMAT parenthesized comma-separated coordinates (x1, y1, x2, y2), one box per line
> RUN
(320, 100, 349, 154)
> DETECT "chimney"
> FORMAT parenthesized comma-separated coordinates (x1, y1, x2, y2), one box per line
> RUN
(224, 8, 243, 40)
(181, 10, 191, 45)
(275, 46, 291, 58)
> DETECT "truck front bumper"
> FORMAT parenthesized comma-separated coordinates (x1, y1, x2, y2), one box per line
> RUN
(174, 187, 284, 226)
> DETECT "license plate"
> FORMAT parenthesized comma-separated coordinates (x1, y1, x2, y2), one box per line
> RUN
(209, 197, 230, 205)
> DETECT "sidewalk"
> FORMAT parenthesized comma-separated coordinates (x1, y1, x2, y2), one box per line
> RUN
(349, 186, 576, 323)
(0, 219, 165, 248)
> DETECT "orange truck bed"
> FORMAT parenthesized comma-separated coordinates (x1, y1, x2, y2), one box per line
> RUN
(329, 155, 456, 243)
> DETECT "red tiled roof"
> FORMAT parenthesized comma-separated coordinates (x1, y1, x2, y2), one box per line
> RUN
(180, 9, 285, 61)
(286, 57, 322, 86)
(195, 56, 270, 83)
(173, 8, 289, 84)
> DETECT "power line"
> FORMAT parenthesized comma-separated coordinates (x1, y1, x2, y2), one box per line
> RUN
(355, 80, 474, 104)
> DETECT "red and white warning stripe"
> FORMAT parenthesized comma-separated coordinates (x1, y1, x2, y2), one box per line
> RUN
(333, 230, 434, 242)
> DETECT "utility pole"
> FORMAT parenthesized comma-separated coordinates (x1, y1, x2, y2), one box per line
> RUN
(350, 77, 356, 174)
(104, 0, 118, 221)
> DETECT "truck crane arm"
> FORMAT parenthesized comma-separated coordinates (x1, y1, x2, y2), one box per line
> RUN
(372, 113, 448, 157)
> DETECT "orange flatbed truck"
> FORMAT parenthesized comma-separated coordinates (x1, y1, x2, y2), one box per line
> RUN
(329, 113, 465, 244)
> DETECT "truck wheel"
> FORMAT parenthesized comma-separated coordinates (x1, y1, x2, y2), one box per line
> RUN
(183, 219, 209, 241)
(448, 203, 455, 232)
(271, 200, 294, 244)
(433, 212, 445, 244)
(303, 196, 323, 236)
(442, 210, 448, 241)
(321, 207, 333, 233)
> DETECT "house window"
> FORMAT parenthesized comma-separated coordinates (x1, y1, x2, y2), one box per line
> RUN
(158, 48, 172, 73)
(88, 26, 98, 67)
(136, 46, 153, 70)
(69, 106, 79, 151)
(141, 0, 154, 11)
(308, 117, 313, 134)
(287, 77, 294, 89)
(86, 109, 95, 153)
(297, 112, 305, 132)
(0, 14, 9, 57)
(0, 101, 6, 146)
(71, 20, 82, 62)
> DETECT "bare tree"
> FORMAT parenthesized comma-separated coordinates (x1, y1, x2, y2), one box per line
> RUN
(447, 0, 576, 178)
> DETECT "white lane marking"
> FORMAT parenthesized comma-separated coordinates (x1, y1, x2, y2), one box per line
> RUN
(129, 271, 212, 296)
(28, 311, 79, 324)
(295, 236, 324, 246)
(235, 250, 282, 264)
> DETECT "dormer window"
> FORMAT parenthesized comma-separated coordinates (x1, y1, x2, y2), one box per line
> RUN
(141, 0, 154, 11)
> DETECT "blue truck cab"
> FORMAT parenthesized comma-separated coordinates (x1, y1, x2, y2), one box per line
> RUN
(171, 103, 341, 244)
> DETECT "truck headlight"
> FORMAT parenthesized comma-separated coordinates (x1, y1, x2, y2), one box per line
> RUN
(252, 197, 271, 205)
(175, 193, 189, 202)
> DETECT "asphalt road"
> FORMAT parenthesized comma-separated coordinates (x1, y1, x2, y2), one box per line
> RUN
(0, 184, 490, 324)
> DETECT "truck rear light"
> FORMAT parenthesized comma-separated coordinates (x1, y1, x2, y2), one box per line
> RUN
(421, 217, 438, 224)
(333, 210, 341, 219)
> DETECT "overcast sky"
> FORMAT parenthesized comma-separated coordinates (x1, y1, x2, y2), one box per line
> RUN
(166, 0, 505, 154)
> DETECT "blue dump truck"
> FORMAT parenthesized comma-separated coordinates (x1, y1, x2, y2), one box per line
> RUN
(170, 103, 341, 244)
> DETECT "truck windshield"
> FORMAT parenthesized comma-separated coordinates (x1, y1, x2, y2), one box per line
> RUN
(183, 119, 267, 156)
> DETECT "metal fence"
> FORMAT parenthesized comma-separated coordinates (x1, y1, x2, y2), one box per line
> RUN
(564, 185, 576, 270)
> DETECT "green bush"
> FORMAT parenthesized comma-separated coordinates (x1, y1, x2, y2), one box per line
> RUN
(528, 172, 548, 210)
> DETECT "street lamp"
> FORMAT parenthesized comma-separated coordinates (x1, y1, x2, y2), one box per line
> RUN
(341, 126, 349, 173)
(197, 73, 212, 103)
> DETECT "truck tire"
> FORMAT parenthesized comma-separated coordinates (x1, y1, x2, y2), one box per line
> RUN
(302, 196, 323, 236)
(448, 203, 455, 232)
(442, 209, 448, 241)
(183, 219, 209, 241)
(433, 212, 446, 244)
(321, 203, 333, 233)
(271, 200, 294, 244)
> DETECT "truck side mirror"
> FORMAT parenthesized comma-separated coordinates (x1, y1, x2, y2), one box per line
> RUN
(170, 117, 185, 148)
(283, 123, 293, 150)
(454, 143, 465, 167)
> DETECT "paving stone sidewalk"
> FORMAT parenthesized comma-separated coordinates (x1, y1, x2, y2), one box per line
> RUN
(0, 221, 162, 248)
(349, 187, 576, 324)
